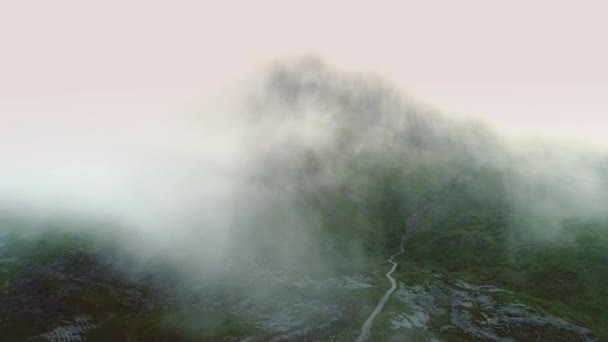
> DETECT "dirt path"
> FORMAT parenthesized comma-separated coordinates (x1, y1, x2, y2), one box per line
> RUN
(355, 181, 454, 341)
(355, 235, 405, 342)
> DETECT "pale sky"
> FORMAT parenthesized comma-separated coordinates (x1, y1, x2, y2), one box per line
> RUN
(1, 0, 607, 146)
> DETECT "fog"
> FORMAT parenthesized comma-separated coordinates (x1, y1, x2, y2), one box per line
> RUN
(1, 57, 606, 284)
(0, 91, 249, 275)
(1, 2, 608, 339)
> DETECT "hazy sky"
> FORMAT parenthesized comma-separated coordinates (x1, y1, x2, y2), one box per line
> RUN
(1, 0, 606, 146)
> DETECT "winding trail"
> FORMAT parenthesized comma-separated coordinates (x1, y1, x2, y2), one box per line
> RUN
(355, 235, 405, 342)
(354, 181, 453, 341)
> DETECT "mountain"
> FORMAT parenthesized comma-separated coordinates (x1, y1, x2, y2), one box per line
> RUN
(1, 60, 606, 341)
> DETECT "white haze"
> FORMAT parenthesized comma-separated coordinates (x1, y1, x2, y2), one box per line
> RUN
(2, 58, 606, 268)
(1, 1, 607, 276)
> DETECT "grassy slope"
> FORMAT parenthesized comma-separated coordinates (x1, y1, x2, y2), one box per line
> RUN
(1, 151, 607, 340)
(405, 208, 608, 339)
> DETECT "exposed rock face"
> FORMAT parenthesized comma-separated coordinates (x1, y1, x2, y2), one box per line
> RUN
(392, 277, 595, 341)
(39, 315, 96, 342)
